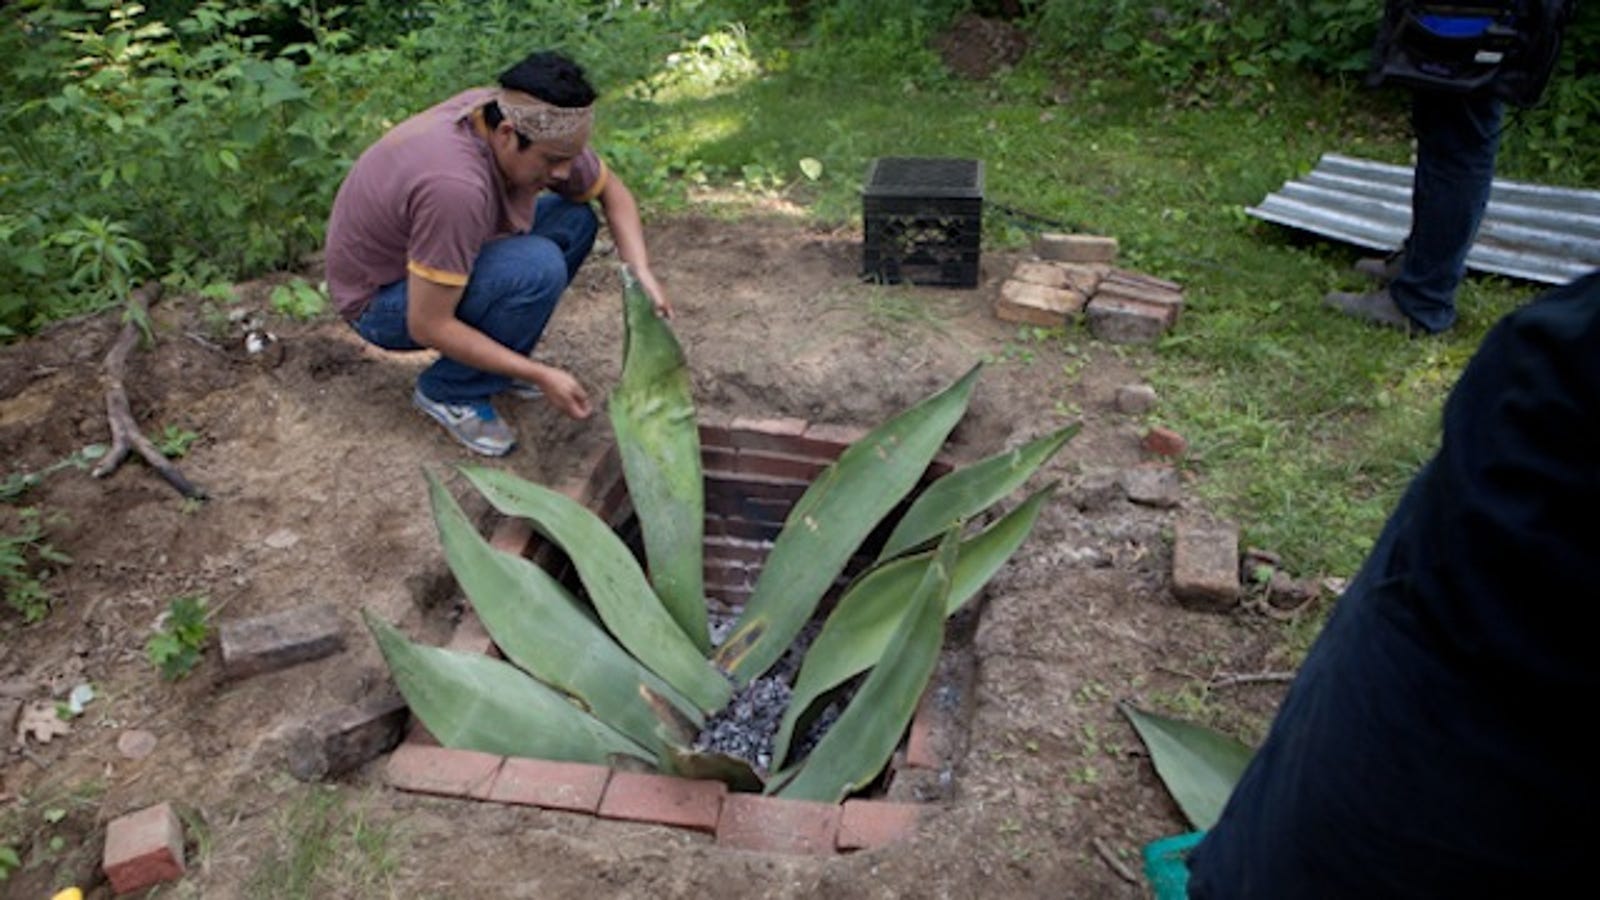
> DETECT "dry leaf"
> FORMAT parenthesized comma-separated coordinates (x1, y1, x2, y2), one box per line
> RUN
(16, 701, 71, 746)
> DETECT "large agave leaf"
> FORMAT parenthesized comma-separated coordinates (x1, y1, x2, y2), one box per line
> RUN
(770, 485, 1056, 767)
(608, 267, 709, 652)
(426, 472, 698, 758)
(1120, 703, 1255, 831)
(663, 746, 765, 793)
(460, 466, 733, 715)
(713, 365, 982, 684)
(876, 423, 1078, 562)
(363, 611, 651, 765)
(772, 527, 959, 803)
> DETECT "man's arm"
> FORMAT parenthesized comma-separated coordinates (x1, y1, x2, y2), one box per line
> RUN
(596, 172, 672, 317)
(404, 273, 592, 419)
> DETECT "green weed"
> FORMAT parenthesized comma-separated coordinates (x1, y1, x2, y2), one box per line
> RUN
(157, 426, 201, 460)
(1, 508, 71, 623)
(146, 595, 211, 681)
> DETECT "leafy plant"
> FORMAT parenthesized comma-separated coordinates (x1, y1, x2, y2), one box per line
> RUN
(367, 269, 1074, 802)
(147, 594, 211, 680)
(270, 279, 329, 321)
(156, 425, 200, 459)
(1, 508, 71, 623)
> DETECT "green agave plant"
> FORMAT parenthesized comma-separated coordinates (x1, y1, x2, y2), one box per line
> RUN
(365, 268, 1078, 803)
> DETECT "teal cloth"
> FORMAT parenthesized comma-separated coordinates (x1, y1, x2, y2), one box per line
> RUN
(1143, 831, 1205, 899)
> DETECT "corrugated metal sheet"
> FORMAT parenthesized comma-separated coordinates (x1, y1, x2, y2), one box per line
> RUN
(1247, 153, 1600, 285)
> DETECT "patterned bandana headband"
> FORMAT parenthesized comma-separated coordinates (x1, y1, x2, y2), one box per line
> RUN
(495, 88, 593, 143)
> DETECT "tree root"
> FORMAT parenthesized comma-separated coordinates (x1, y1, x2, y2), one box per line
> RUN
(91, 284, 208, 500)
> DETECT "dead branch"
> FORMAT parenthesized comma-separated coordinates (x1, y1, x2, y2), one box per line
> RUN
(1209, 671, 1296, 689)
(1092, 836, 1140, 885)
(91, 284, 207, 500)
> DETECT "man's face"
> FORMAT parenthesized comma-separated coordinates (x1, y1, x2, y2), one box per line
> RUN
(491, 121, 590, 191)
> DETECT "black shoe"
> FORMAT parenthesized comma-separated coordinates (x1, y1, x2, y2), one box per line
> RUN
(1323, 288, 1420, 334)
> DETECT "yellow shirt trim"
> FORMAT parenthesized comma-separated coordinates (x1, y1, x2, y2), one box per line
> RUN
(407, 259, 470, 287)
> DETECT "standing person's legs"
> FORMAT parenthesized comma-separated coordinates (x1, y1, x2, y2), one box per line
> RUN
(1389, 90, 1503, 333)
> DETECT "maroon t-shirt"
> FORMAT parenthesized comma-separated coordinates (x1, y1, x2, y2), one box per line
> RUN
(324, 87, 607, 320)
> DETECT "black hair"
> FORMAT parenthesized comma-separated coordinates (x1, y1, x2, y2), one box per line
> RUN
(484, 50, 597, 150)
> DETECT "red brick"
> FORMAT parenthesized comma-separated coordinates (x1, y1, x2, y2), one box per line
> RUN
(597, 771, 726, 832)
(703, 536, 771, 564)
(734, 451, 829, 482)
(995, 279, 1086, 327)
(1096, 278, 1184, 313)
(1141, 426, 1188, 458)
(706, 474, 809, 505)
(487, 757, 611, 814)
(716, 794, 840, 855)
(698, 420, 737, 453)
(838, 800, 924, 851)
(729, 416, 809, 453)
(701, 446, 739, 473)
(488, 517, 534, 557)
(1109, 267, 1182, 293)
(800, 423, 870, 456)
(904, 687, 941, 770)
(103, 802, 185, 894)
(704, 557, 757, 590)
(385, 743, 502, 800)
(445, 609, 495, 657)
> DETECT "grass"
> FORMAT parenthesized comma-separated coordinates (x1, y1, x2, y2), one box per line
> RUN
(245, 786, 403, 900)
(609, 54, 1558, 583)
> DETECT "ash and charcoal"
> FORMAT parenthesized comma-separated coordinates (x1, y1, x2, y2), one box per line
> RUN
(697, 614, 845, 771)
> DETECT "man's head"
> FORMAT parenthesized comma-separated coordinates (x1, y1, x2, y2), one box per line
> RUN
(484, 51, 597, 190)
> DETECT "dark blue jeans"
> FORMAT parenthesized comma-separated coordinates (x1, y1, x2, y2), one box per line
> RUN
(1390, 90, 1503, 333)
(353, 194, 599, 404)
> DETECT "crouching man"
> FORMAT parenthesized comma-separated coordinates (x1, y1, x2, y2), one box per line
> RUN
(325, 50, 670, 456)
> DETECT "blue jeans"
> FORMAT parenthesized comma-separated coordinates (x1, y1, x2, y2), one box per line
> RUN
(353, 194, 598, 404)
(1390, 90, 1503, 333)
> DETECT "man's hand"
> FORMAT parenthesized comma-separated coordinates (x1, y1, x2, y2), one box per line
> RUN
(535, 366, 593, 419)
(634, 267, 673, 318)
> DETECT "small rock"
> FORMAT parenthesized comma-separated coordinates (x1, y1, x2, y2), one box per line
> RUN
(1068, 469, 1123, 513)
(117, 729, 158, 760)
(263, 528, 300, 550)
(1120, 466, 1181, 508)
(1141, 426, 1188, 458)
(1114, 384, 1158, 415)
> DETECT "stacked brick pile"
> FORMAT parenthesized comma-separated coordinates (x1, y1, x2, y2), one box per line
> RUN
(994, 232, 1184, 344)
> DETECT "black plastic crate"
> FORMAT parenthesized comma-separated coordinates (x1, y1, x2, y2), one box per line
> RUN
(862, 157, 984, 288)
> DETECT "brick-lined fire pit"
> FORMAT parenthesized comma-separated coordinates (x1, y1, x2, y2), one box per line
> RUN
(384, 416, 968, 855)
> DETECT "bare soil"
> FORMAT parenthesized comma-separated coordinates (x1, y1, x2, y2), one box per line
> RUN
(0, 210, 1303, 898)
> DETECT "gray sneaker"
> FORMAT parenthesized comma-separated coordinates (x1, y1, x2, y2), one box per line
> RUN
(1323, 288, 1419, 334)
(412, 387, 516, 456)
(1353, 251, 1404, 283)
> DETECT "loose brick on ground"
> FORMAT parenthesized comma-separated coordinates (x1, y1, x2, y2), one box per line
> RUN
(1172, 520, 1242, 611)
(1141, 426, 1188, 458)
(838, 800, 924, 851)
(1109, 267, 1182, 292)
(488, 757, 612, 814)
(1085, 295, 1174, 345)
(103, 802, 185, 895)
(218, 603, 345, 681)
(385, 743, 503, 800)
(1095, 278, 1184, 317)
(1038, 232, 1119, 264)
(994, 279, 1086, 327)
(598, 771, 726, 833)
(716, 794, 841, 855)
(287, 692, 408, 782)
